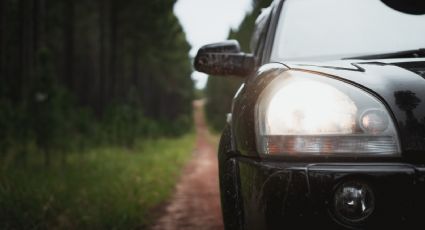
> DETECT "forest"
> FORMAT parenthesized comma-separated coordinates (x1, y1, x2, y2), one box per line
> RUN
(0, 0, 194, 164)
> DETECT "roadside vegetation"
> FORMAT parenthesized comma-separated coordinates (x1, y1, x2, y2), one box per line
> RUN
(0, 134, 195, 229)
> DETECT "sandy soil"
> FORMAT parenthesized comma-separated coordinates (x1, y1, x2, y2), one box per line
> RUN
(150, 100, 224, 230)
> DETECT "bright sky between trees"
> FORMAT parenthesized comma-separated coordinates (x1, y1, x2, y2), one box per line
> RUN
(174, 0, 253, 89)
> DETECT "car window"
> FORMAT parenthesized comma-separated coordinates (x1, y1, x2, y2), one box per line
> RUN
(271, 0, 425, 61)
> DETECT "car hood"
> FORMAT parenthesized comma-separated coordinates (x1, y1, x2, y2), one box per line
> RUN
(279, 58, 425, 160)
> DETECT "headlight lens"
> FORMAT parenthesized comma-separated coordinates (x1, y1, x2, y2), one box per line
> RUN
(255, 70, 400, 156)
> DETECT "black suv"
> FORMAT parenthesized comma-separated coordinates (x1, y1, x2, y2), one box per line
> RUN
(194, 0, 425, 229)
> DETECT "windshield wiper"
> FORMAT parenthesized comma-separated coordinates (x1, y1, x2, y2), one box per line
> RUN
(344, 48, 425, 60)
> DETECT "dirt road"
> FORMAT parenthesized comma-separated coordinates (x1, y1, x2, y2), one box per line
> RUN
(151, 100, 224, 230)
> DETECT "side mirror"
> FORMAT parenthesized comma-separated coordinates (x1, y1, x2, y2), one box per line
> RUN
(194, 40, 256, 77)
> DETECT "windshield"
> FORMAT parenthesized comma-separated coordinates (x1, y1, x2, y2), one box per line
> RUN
(271, 0, 425, 61)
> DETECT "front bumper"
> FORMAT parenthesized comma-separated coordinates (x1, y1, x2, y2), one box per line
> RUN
(223, 157, 425, 229)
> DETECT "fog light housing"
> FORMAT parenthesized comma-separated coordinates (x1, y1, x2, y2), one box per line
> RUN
(333, 181, 375, 225)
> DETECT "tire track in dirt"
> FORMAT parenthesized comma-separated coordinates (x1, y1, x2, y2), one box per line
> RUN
(150, 99, 224, 230)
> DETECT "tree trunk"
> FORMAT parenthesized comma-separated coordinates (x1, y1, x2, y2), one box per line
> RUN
(64, 0, 74, 91)
(109, 0, 117, 100)
(98, 0, 109, 116)
(0, 0, 4, 83)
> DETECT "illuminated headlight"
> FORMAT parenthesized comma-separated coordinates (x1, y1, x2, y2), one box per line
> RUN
(255, 70, 400, 156)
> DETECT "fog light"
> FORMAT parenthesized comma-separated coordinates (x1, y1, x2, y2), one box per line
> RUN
(333, 181, 375, 224)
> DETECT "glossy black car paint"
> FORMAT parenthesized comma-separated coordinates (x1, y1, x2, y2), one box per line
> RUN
(219, 61, 425, 229)
(206, 1, 425, 229)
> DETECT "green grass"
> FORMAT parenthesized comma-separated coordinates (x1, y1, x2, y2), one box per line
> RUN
(0, 133, 195, 229)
